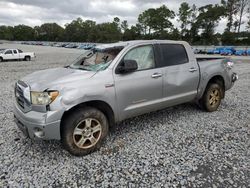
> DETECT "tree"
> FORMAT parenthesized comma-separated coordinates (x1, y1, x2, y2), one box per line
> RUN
(138, 5, 175, 36)
(178, 2, 192, 37)
(0, 26, 14, 40)
(221, 31, 237, 44)
(13, 25, 35, 41)
(64, 18, 96, 42)
(190, 4, 200, 43)
(121, 20, 128, 33)
(196, 4, 226, 44)
(123, 24, 142, 40)
(222, 0, 240, 32)
(138, 8, 155, 35)
(247, 4, 250, 30)
(94, 22, 122, 42)
(237, 0, 249, 33)
(35, 23, 64, 41)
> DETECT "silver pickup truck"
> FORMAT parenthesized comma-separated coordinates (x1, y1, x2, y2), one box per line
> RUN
(13, 40, 238, 156)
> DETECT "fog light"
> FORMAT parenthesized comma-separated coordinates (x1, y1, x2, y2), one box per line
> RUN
(33, 127, 45, 138)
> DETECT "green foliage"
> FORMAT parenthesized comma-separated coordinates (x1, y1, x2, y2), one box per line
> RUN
(13, 25, 35, 41)
(221, 31, 237, 44)
(178, 2, 192, 36)
(35, 23, 64, 41)
(121, 20, 128, 33)
(0, 26, 14, 40)
(0, 2, 249, 45)
(138, 5, 175, 35)
(196, 4, 226, 44)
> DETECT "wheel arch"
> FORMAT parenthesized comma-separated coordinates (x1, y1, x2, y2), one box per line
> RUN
(204, 75, 225, 98)
(60, 100, 115, 136)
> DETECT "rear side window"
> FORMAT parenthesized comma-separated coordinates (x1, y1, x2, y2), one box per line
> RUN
(5, 50, 12, 54)
(158, 44, 189, 67)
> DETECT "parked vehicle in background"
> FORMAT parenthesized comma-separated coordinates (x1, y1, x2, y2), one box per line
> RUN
(13, 40, 238, 156)
(0, 49, 35, 62)
(235, 50, 247, 56)
(65, 43, 78, 48)
(77, 44, 96, 50)
(207, 47, 236, 55)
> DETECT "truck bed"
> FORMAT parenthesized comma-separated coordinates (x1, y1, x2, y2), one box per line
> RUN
(196, 55, 225, 62)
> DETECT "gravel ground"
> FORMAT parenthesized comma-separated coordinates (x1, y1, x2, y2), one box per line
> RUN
(0, 44, 249, 187)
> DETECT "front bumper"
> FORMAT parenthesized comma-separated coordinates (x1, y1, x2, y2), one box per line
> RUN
(13, 102, 63, 140)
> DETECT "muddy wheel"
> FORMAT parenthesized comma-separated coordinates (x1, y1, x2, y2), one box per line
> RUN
(200, 83, 223, 112)
(61, 107, 109, 156)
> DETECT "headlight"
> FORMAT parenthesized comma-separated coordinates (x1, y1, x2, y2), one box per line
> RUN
(226, 61, 234, 69)
(31, 91, 59, 105)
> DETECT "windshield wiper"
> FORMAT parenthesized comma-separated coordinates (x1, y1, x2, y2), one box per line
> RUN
(78, 67, 91, 71)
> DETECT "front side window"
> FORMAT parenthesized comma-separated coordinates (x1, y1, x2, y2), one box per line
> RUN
(5, 50, 12, 54)
(13, 50, 17, 54)
(124, 45, 155, 71)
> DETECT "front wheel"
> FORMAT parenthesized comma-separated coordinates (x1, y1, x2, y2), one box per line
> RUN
(200, 83, 223, 112)
(61, 107, 109, 156)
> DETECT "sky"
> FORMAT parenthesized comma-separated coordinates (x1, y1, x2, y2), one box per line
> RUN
(0, 0, 248, 33)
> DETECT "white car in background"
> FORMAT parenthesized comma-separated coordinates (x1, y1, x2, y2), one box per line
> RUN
(0, 49, 35, 62)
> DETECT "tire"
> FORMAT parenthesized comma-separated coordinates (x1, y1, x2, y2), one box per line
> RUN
(24, 56, 31, 61)
(61, 107, 109, 156)
(200, 83, 223, 112)
(0, 57, 3, 62)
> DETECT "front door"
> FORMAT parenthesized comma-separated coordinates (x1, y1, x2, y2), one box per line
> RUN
(114, 45, 163, 120)
(4, 50, 14, 60)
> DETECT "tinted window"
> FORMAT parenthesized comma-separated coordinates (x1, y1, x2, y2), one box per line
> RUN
(13, 50, 17, 54)
(5, 50, 12, 54)
(124, 45, 155, 71)
(158, 44, 189, 67)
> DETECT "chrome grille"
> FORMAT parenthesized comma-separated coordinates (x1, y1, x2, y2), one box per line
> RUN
(15, 81, 31, 112)
(15, 84, 25, 108)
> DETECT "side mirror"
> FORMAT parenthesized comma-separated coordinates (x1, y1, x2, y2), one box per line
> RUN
(116, 59, 138, 74)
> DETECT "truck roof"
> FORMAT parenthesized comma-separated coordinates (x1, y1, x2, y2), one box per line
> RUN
(96, 40, 187, 51)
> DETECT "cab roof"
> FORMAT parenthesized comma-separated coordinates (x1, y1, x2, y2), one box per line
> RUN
(95, 40, 187, 51)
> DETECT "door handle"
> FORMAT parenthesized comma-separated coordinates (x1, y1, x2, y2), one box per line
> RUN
(151, 73, 162, 78)
(189, 68, 198, 72)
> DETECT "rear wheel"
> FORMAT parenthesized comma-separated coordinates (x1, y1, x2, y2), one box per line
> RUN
(24, 56, 31, 61)
(200, 83, 223, 112)
(0, 57, 3, 62)
(61, 107, 109, 156)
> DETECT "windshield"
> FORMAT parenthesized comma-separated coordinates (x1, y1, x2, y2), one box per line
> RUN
(69, 47, 123, 72)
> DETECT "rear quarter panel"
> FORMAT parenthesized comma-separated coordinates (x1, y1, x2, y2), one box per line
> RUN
(196, 58, 234, 99)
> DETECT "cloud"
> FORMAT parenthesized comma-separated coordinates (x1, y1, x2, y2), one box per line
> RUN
(0, 0, 248, 33)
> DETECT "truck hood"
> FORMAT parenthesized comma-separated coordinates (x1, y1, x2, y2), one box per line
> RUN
(22, 67, 95, 91)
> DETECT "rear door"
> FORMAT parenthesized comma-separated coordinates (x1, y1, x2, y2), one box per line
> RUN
(4, 50, 14, 60)
(114, 44, 163, 120)
(155, 43, 200, 106)
(13, 50, 19, 59)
